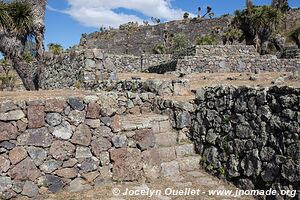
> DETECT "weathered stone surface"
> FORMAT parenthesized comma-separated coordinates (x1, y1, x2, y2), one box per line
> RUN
(241, 150, 262, 177)
(236, 124, 254, 139)
(161, 161, 180, 179)
(12, 180, 24, 194)
(71, 124, 92, 146)
(110, 148, 142, 181)
(175, 144, 196, 157)
(0, 101, 18, 113)
(45, 175, 64, 193)
(16, 120, 27, 132)
(142, 148, 161, 180)
(158, 147, 176, 162)
(0, 141, 15, 150)
(176, 111, 191, 129)
(68, 110, 86, 126)
(92, 126, 113, 138)
(0, 110, 25, 121)
(78, 157, 99, 173)
(45, 99, 66, 113)
(9, 158, 40, 181)
(235, 178, 255, 190)
(67, 178, 92, 193)
(177, 156, 200, 172)
(112, 135, 127, 148)
(85, 119, 101, 129)
(27, 147, 47, 166)
(9, 147, 27, 165)
(27, 105, 45, 129)
(21, 181, 38, 197)
(40, 159, 63, 173)
(99, 152, 110, 166)
(0, 177, 12, 193)
(17, 127, 52, 147)
(82, 171, 100, 183)
(68, 97, 85, 111)
(91, 137, 112, 157)
(86, 102, 101, 119)
(0, 122, 18, 141)
(261, 163, 280, 182)
(111, 115, 121, 132)
(134, 129, 155, 150)
(55, 168, 78, 179)
(75, 146, 92, 159)
(63, 158, 78, 168)
(260, 147, 275, 161)
(50, 140, 75, 161)
(52, 121, 73, 140)
(100, 117, 112, 126)
(281, 160, 300, 182)
(0, 156, 10, 173)
(45, 113, 62, 126)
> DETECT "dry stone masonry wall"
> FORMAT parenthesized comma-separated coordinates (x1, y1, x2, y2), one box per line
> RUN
(191, 86, 300, 199)
(176, 45, 300, 74)
(39, 49, 172, 89)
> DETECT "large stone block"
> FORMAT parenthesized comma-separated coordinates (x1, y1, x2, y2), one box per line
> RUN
(17, 128, 52, 147)
(110, 148, 142, 181)
(27, 105, 45, 129)
(8, 158, 40, 181)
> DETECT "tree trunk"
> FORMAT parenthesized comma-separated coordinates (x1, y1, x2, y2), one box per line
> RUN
(12, 59, 38, 91)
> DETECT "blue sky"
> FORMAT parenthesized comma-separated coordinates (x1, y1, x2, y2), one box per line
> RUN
(45, 0, 299, 49)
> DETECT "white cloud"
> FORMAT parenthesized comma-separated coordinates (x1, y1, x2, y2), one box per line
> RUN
(49, 0, 192, 28)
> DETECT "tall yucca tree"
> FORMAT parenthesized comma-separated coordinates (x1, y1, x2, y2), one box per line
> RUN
(272, 0, 289, 13)
(0, 0, 46, 90)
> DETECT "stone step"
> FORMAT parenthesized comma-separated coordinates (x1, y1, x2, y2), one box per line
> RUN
(177, 156, 201, 172)
(151, 119, 172, 134)
(175, 143, 197, 158)
(155, 132, 178, 147)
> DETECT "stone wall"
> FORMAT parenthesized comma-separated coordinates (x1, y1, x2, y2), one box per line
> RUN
(176, 56, 300, 73)
(0, 85, 299, 199)
(0, 92, 173, 199)
(39, 50, 172, 89)
(191, 86, 299, 199)
(194, 45, 259, 58)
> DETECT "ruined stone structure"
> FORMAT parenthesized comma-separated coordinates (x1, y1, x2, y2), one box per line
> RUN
(0, 85, 299, 199)
(79, 17, 231, 55)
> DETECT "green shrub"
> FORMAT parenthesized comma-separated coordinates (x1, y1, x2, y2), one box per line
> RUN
(183, 12, 189, 19)
(152, 44, 166, 54)
(0, 73, 16, 90)
(196, 34, 217, 45)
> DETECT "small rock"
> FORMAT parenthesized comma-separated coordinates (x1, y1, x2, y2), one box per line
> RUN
(0, 177, 12, 193)
(52, 121, 73, 140)
(17, 127, 53, 147)
(78, 157, 99, 173)
(134, 129, 155, 150)
(21, 181, 38, 197)
(112, 135, 127, 148)
(27, 147, 47, 166)
(67, 178, 92, 193)
(75, 146, 92, 159)
(8, 158, 40, 181)
(45, 113, 62, 126)
(40, 159, 63, 173)
(49, 140, 75, 161)
(45, 99, 66, 113)
(0, 110, 25, 121)
(85, 119, 101, 129)
(68, 97, 85, 111)
(55, 168, 78, 179)
(0, 156, 10, 173)
(9, 147, 27, 165)
(45, 175, 64, 193)
(86, 102, 101, 119)
(27, 105, 45, 129)
(68, 110, 86, 126)
(91, 137, 112, 157)
(71, 124, 92, 146)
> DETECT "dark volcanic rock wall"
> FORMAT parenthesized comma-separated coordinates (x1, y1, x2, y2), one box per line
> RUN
(191, 86, 300, 199)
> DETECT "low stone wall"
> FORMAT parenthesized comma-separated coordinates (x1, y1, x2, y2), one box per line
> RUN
(176, 57, 300, 73)
(191, 86, 299, 198)
(39, 50, 172, 89)
(83, 79, 191, 97)
(195, 45, 259, 58)
(0, 93, 171, 199)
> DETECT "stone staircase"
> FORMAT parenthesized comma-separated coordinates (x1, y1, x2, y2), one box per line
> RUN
(45, 112, 253, 200)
